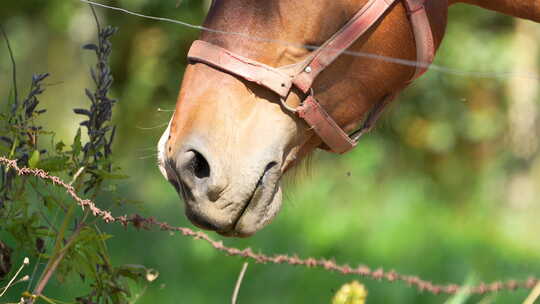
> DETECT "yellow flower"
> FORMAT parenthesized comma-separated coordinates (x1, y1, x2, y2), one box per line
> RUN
(332, 281, 368, 304)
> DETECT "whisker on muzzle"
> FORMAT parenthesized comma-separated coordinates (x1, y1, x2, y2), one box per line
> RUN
(138, 153, 160, 160)
(136, 122, 169, 130)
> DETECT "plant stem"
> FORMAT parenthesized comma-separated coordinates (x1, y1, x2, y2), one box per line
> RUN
(524, 282, 540, 304)
(0, 25, 18, 107)
(231, 262, 249, 304)
(30, 205, 85, 302)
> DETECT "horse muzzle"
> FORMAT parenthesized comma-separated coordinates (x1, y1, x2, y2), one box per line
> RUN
(158, 125, 284, 237)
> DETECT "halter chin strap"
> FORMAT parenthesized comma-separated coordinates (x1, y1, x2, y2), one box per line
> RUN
(187, 0, 435, 154)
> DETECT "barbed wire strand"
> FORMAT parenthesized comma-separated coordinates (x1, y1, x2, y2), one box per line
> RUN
(77, 0, 540, 81)
(1, 157, 539, 296)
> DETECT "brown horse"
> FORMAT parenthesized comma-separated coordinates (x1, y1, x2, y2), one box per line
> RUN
(158, 0, 540, 237)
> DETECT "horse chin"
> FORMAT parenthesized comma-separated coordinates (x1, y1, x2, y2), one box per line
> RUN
(222, 181, 283, 238)
(204, 162, 283, 238)
(179, 175, 283, 238)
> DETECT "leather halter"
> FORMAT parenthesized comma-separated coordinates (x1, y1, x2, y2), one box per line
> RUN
(187, 0, 435, 154)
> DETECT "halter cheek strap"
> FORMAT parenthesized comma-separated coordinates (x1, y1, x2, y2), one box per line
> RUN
(404, 0, 435, 79)
(293, 0, 400, 93)
(187, 0, 436, 154)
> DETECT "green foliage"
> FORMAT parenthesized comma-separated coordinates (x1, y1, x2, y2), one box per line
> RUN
(0, 14, 154, 304)
(0, 72, 49, 199)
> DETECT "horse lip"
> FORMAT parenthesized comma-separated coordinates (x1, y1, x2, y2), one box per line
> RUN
(221, 162, 279, 237)
(216, 187, 260, 237)
(231, 178, 266, 233)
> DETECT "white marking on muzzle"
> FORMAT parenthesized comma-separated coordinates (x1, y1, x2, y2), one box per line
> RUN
(157, 114, 174, 179)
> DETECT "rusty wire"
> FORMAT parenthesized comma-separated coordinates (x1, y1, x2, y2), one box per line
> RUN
(1, 156, 538, 295)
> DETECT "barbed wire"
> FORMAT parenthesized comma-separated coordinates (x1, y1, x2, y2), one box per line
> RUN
(1, 156, 539, 295)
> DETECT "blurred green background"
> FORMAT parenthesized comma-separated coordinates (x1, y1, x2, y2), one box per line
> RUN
(1, 0, 540, 303)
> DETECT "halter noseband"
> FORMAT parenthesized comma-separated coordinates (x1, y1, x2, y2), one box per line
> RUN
(187, 0, 436, 154)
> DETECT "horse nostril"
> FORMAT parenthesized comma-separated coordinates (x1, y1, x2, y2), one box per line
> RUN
(189, 149, 210, 179)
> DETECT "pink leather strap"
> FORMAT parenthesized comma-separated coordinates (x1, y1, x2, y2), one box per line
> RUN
(403, 0, 435, 79)
(298, 93, 397, 154)
(293, 0, 399, 93)
(299, 0, 434, 153)
(297, 96, 356, 154)
(188, 40, 293, 98)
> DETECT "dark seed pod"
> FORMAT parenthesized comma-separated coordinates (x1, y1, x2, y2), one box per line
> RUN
(0, 241, 12, 280)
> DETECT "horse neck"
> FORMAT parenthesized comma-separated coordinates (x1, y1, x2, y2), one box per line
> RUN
(200, 0, 366, 65)
(450, 0, 540, 22)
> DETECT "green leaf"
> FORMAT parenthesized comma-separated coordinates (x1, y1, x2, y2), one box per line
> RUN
(98, 233, 113, 242)
(72, 128, 82, 156)
(42, 195, 56, 212)
(38, 156, 69, 172)
(0, 142, 10, 153)
(29, 150, 40, 168)
(55, 141, 66, 153)
(116, 264, 147, 282)
(9, 137, 18, 158)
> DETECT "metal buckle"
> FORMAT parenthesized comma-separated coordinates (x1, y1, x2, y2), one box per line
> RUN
(280, 97, 298, 113)
(279, 87, 315, 114)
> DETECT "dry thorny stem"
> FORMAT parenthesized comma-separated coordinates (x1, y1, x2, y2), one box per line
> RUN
(524, 282, 540, 304)
(231, 262, 249, 304)
(1, 156, 539, 296)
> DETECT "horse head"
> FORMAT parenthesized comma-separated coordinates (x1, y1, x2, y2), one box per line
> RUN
(158, 0, 449, 237)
